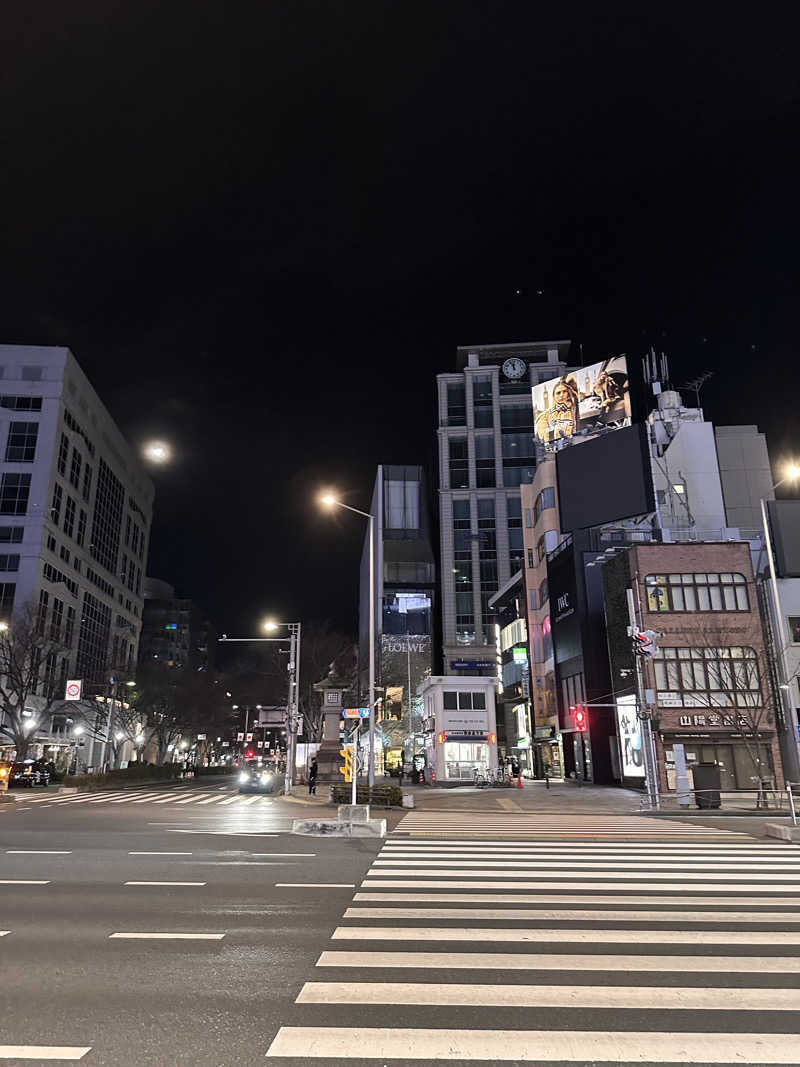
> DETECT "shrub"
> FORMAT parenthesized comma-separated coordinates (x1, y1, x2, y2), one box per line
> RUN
(64, 763, 183, 791)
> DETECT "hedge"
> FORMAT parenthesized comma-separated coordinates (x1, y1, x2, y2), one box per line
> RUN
(64, 764, 183, 792)
(330, 783, 402, 807)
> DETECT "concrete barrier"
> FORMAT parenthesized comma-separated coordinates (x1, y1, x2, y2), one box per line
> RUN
(764, 823, 800, 842)
(337, 804, 370, 823)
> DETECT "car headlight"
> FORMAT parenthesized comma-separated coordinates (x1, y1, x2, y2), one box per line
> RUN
(239, 772, 249, 784)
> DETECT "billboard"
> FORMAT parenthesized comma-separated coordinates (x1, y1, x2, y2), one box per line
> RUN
(532, 356, 630, 451)
(556, 423, 654, 532)
(615, 693, 644, 778)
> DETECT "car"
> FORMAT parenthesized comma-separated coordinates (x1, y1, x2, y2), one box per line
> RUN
(9, 759, 50, 788)
(237, 763, 278, 794)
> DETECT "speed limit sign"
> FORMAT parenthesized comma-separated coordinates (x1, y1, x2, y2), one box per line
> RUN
(65, 679, 82, 700)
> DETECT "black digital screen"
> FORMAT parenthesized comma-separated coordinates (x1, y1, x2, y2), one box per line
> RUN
(556, 423, 654, 532)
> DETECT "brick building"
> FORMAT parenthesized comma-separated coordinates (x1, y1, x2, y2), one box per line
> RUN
(603, 541, 783, 793)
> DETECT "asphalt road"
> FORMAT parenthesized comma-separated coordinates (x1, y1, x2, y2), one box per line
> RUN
(2, 780, 800, 1066)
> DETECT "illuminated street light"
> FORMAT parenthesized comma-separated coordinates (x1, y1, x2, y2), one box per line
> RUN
(114, 731, 125, 742)
(142, 441, 171, 464)
(0, 622, 8, 632)
(263, 619, 278, 632)
(318, 489, 376, 788)
(125, 680, 136, 688)
(73, 725, 85, 736)
(134, 733, 145, 745)
(787, 464, 800, 481)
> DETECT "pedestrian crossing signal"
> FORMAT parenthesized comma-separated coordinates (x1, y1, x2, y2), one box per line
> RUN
(574, 707, 587, 732)
(339, 748, 353, 783)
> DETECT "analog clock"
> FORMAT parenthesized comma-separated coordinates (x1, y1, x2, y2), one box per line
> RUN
(502, 357, 526, 380)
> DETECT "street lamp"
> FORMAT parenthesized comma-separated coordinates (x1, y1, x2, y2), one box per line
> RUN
(142, 441, 171, 464)
(319, 491, 376, 788)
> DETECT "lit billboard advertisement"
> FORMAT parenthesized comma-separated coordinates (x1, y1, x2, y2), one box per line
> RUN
(532, 355, 630, 451)
(616, 693, 644, 778)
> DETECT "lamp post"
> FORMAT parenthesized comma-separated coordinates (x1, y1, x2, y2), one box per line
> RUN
(320, 493, 376, 788)
(759, 464, 800, 782)
(218, 620, 302, 795)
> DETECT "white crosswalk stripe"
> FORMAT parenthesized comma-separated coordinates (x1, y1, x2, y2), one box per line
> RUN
(266, 811, 800, 1063)
(30, 788, 275, 808)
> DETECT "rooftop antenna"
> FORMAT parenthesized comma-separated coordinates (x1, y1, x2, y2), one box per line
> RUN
(681, 371, 714, 408)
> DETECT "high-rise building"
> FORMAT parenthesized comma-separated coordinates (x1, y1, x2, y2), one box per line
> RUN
(436, 340, 571, 674)
(0, 345, 153, 757)
(138, 578, 214, 673)
(359, 464, 436, 774)
(714, 425, 775, 534)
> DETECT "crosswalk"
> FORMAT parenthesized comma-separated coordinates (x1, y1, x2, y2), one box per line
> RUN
(267, 815, 800, 1064)
(22, 788, 275, 808)
(390, 810, 747, 838)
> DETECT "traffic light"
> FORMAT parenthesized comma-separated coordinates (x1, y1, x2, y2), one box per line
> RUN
(339, 747, 353, 783)
(574, 706, 588, 732)
(632, 629, 658, 657)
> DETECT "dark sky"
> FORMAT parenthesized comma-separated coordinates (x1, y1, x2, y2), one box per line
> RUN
(2, 3, 799, 636)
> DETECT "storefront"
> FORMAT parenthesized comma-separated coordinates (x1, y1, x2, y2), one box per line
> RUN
(419, 676, 498, 786)
(660, 731, 779, 792)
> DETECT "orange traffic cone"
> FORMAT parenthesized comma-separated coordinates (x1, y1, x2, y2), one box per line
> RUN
(517, 773, 523, 789)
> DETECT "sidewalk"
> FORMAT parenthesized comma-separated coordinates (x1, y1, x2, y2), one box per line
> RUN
(391, 777, 643, 814)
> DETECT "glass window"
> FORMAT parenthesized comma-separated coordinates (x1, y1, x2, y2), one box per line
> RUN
(500, 404, 532, 431)
(57, 433, 69, 476)
(452, 500, 470, 522)
(69, 447, 82, 489)
(477, 499, 495, 522)
(0, 554, 19, 571)
(534, 487, 556, 523)
(443, 691, 458, 710)
(654, 646, 761, 708)
(89, 459, 125, 575)
(474, 407, 493, 428)
(458, 691, 473, 710)
(82, 464, 92, 502)
(645, 573, 750, 612)
(64, 496, 76, 539)
(449, 437, 469, 490)
(0, 396, 42, 411)
(0, 527, 22, 543)
(446, 383, 466, 426)
(5, 422, 38, 462)
(385, 479, 419, 530)
(0, 473, 31, 515)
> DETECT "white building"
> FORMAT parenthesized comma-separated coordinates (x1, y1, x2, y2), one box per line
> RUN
(436, 340, 571, 674)
(0, 345, 154, 760)
(419, 675, 498, 785)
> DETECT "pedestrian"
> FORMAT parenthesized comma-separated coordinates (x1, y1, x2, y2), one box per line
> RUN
(397, 760, 403, 786)
(308, 757, 318, 796)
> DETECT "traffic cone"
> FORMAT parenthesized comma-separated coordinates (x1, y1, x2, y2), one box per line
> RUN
(517, 772, 522, 789)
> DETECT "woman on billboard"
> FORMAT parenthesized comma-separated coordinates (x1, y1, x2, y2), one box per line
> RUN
(534, 376, 579, 445)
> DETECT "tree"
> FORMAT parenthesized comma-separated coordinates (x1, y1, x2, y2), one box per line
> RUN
(0, 604, 68, 763)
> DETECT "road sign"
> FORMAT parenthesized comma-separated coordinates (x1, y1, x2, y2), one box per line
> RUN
(245, 732, 253, 742)
(236, 732, 244, 741)
(197, 733, 206, 740)
(343, 708, 370, 719)
(65, 679, 82, 700)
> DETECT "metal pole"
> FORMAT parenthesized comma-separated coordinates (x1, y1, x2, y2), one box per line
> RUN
(103, 679, 115, 771)
(351, 720, 359, 805)
(368, 512, 375, 789)
(627, 586, 660, 811)
(788, 783, 797, 826)
(284, 627, 297, 796)
(761, 498, 800, 781)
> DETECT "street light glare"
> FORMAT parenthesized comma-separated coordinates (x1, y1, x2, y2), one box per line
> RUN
(786, 464, 800, 481)
(319, 493, 338, 507)
(263, 619, 278, 632)
(143, 441, 171, 464)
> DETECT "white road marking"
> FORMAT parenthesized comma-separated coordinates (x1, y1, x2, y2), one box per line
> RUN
(109, 931, 224, 940)
(374, 858, 800, 871)
(194, 796, 225, 804)
(361, 877, 800, 891)
(252, 853, 316, 857)
(0, 931, 10, 936)
(343, 905, 800, 922)
(151, 794, 189, 804)
(276, 883, 355, 888)
(379, 850, 800, 863)
(0, 1046, 92, 1060)
(217, 795, 244, 805)
(163, 829, 280, 836)
(130, 793, 177, 804)
(108, 793, 153, 804)
(296, 981, 800, 1010)
(6, 850, 71, 854)
(0, 880, 50, 885)
(128, 851, 193, 856)
(265, 1027, 800, 1062)
(381, 840, 794, 849)
(332, 925, 800, 945)
(172, 794, 212, 805)
(241, 795, 262, 806)
(317, 949, 800, 973)
(123, 881, 206, 886)
(353, 891, 800, 905)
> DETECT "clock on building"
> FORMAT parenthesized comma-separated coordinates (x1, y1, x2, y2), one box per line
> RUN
(502, 357, 526, 380)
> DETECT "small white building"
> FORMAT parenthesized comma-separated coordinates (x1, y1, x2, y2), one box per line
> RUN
(418, 675, 498, 785)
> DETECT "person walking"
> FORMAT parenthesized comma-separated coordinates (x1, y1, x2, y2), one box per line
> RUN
(308, 757, 318, 796)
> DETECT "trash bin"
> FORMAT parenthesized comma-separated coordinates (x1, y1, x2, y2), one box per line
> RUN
(692, 762, 721, 809)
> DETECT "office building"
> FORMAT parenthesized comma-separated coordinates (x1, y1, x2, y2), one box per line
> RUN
(602, 541, 783, 792)
(436, 340, 571, 674)
(419, 675, 499, 785)
(139, 577, 214, 673)
(359, 464, 436, 774)
(715, 425, 774, 534)
(0, 345, 153, 760)
(488, 568, 534, 772)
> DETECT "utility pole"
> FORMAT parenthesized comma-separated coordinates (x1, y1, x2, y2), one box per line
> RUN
(627, 587, 660, 810)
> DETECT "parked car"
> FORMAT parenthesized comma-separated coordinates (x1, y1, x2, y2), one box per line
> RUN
(9, 759, 50, 788)
(238, 762, 278, 794)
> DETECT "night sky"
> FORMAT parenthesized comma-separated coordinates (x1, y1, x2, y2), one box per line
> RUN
(2, 4, 798, 637)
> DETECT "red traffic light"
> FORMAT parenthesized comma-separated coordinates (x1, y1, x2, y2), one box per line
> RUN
(574, 707, 587, 732)
(246, 749, 254, 758)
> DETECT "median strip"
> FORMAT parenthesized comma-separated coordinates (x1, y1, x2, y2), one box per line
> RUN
(123, 881, 206, 886)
